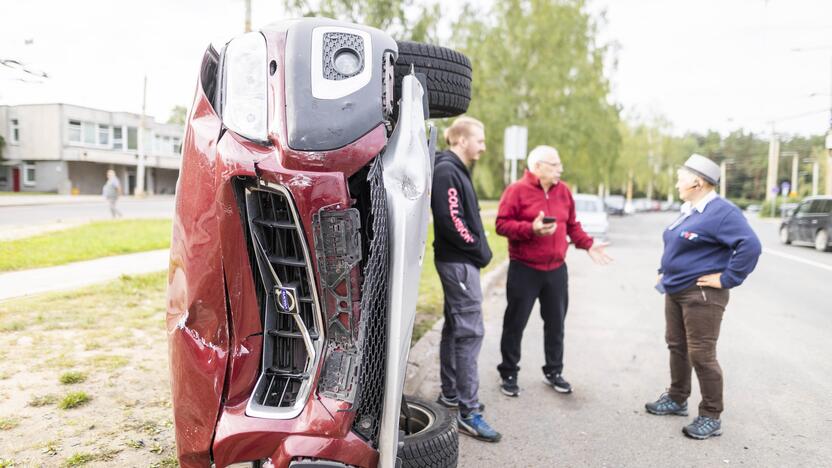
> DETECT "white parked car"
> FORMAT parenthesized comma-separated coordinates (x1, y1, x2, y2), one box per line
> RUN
(574, 194, 609, 241)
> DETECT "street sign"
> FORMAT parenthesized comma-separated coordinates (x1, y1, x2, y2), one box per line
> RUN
(503, 126, 528, 161)
(780, 181, 791, 196)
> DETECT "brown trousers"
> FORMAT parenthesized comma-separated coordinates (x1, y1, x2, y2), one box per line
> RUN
(665, 285, 729, 419)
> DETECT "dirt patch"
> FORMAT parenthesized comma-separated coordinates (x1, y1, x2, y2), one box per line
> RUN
(0, 272, 176, 467)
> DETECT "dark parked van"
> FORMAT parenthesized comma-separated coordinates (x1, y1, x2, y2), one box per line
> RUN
(779, 196, 832, 252)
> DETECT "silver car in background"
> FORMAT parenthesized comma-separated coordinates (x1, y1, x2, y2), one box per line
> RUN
(574, 194, 609, 241)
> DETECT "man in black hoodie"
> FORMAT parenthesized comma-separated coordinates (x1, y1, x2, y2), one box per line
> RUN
(431, 116, 500, 442)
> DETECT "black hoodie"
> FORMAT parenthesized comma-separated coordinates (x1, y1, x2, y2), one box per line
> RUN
(430, 150, 493, 268)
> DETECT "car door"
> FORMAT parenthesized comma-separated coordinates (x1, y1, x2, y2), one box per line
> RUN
(793, 201, 812, 242)
(805, 200, 825, 240)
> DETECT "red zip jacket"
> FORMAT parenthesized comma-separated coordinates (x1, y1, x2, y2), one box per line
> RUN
(496, 170, 594, 271)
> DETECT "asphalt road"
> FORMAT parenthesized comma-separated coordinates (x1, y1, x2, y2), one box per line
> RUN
(0, 197, 175, 227)
(452, 212, 831, 467)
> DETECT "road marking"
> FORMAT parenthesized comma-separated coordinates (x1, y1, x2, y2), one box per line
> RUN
(763, 248, 832, 272)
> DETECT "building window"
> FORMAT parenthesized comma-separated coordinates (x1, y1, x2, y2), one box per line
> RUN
(127, 127, 138, 150)
(173, 137, 182, 155)
(9, 118, 20, 143)
(68, 120, 82, 143)
(23, 162, 36, 186)
(98, 124, 110, 146)
(113, 126, 123, 150)
(83, 122, 96, 144)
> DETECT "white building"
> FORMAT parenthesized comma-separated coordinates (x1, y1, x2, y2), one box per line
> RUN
(0, 103, 182, 194)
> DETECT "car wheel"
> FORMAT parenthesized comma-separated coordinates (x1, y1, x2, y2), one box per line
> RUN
(398, 395, 458, 468)
(394, 41, 472, 118)
(814, 229, 830, 252)
(779, 226, 791, 245)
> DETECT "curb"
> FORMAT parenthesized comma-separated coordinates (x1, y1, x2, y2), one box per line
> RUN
(404, 259, 509, 396)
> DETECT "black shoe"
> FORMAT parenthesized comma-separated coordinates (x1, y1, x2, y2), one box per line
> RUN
(500, 375, 519, 397)
(543, 373, 572, 394)
(682, 416, 722, 440)
(645, 392, 688, 416)
(436, 393, 458, 409)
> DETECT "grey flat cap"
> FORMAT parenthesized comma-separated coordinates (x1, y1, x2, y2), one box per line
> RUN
(683, 153, 720, 185)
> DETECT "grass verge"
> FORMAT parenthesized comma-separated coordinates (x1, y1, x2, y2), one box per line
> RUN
(0, 218, 171, 271)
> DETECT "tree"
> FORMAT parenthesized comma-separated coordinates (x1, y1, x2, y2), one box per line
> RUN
(280, 0, 441, 42)
(167, 105, 188, 125)
(452, 0, 621, 198)
(0, 135, 5, 161)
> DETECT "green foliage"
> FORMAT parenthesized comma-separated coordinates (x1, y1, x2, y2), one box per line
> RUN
(59, 371, 87, 385)
(58, 391, 91, 410)
(0, 416, 20, 430)
(280, 0, 441, 41)
(166, 105, 188, 125)
(62, 453, 96, 467)
(28, 393, 59, 407)
(0, 134, 5, 161)
(455, 0, 621, 198)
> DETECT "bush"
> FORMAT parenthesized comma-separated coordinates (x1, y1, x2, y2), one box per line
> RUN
(760, 196, 801, 218)
(58, 391, 91, 410)
(59, 371, 87, 385)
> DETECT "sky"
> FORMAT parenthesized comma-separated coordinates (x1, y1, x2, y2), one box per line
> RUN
(2, 0, 831, 137)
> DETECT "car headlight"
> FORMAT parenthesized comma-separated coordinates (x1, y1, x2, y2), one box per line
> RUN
(222, 32, 268, 142)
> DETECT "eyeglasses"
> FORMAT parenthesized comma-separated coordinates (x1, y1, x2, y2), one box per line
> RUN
(538, 160, 562, 168)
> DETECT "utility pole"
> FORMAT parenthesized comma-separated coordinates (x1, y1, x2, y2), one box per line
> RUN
(245, 0, 252, 32)
(765, 124, 780, 202)
(826, 131, 832, 195)
(812, 159, 820, 196)
(790, 152, 799, 196)
(136, 75, 147, 197)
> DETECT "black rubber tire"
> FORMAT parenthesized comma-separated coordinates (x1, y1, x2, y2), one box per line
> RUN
(779, 226, 791, 245)
(394, 41, 472, 118)
(398, 395, 458, 468)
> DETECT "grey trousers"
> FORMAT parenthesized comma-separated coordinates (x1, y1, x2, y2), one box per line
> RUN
(435, 260, 484, 415)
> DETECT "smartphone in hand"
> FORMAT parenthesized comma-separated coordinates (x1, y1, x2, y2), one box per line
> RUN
(542, 216, 557, 224)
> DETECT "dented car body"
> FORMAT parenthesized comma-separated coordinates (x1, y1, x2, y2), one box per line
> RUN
(166, 18, 445, 468)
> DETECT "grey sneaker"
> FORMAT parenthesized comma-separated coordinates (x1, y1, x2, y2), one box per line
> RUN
(682, 416, 722, 440)
(500, 375, 519, 397)
(543, 373, 572, 394)
(436, 393, 458, 408)
(645, 392, 688, 416)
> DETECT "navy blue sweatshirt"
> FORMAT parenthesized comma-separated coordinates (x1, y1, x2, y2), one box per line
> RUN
(660, 196, 762, 294)
(431, 150, 493, 268)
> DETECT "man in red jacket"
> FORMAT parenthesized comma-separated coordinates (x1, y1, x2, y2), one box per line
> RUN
(496, 145, 611, 396)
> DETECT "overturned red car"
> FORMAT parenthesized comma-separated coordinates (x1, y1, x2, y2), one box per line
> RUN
(166, 17, 472, 468)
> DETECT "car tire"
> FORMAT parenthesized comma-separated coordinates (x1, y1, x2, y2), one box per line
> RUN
(814, 229, 830, 252)
(780, 226, 791, 245)
(394, 41, 472, 118)
(398, 395, 458, 468)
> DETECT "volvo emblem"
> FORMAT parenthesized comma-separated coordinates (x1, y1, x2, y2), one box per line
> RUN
(277, 287, 297, 313)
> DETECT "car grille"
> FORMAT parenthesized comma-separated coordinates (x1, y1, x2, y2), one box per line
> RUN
(244, 183, 322, 419)
(351, 159, 389, 445)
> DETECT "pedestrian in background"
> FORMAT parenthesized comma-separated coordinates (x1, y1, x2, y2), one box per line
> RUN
(646, 154, 762, 440)
(102, 169, 122, 218)
(495, 145, 612, 398)
(430, 116, 501, 442)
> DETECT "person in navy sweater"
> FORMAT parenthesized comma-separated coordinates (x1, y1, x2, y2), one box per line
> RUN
(495, 145, 612, 397)
(645, 154, 762, 440)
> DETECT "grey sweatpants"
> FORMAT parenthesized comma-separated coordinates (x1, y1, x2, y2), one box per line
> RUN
(435, 260, 484, 415)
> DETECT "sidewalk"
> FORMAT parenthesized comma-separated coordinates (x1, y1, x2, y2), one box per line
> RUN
(0, 249, 169, 301)
(0, 194, 175, 207)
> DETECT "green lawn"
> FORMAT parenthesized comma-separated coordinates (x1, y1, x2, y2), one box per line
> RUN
(0, 219, 172, 272)
(413, 215, 507, 342)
